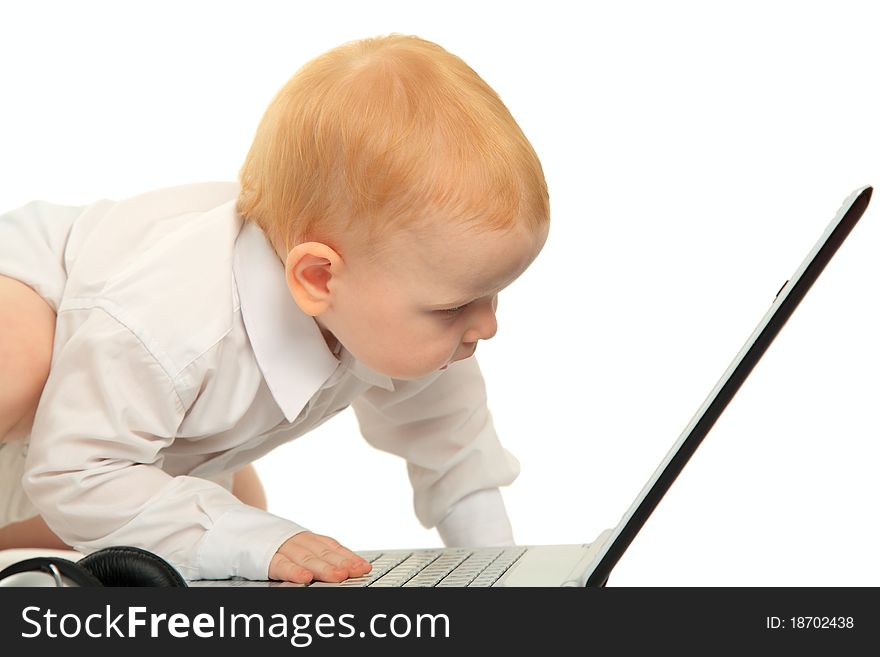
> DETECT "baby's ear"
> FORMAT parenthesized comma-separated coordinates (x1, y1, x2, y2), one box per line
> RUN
(284, 242, 341, 316)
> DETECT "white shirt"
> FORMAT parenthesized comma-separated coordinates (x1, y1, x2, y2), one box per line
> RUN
(18, 182, 521, 580)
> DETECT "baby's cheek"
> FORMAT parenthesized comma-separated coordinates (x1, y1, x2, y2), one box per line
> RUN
(388, 336, 449, 377)
(391, 333, 440, 363)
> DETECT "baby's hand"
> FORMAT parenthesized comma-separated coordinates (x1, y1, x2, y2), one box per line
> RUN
(268, 531, 372, 583)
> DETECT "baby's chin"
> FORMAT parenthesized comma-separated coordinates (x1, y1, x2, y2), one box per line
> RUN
(367, 359, 450, 381)
(383, 368, 447, 381)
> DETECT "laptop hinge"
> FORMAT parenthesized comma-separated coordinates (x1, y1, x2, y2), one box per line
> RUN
(561, 528, 614, 587)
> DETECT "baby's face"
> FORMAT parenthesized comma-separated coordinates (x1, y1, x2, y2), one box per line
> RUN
(316, 219, 548, 380)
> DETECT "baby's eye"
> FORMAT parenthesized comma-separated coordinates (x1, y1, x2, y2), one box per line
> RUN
(440, 303, 469, 315)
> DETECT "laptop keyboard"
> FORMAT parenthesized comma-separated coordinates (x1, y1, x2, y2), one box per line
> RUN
(308, 546, 527, 587)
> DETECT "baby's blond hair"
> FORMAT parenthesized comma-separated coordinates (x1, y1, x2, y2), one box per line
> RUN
(237, 33, 549, 263)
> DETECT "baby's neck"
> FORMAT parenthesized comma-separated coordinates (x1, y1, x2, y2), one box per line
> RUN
(320, 327, 340, 355)
(312, 317, 339, 354)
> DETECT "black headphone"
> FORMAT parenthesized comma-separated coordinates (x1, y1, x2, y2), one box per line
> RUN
(0, 546, 187, 587)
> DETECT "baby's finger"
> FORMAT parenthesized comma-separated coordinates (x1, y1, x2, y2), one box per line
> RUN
(268, 553, 314, 584)
(277, 539, 351, 582)
(310, 533, 372, 571)
(300, 533, 371, 572)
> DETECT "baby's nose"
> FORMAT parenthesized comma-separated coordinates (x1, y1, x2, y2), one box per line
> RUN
(480, 313, 498, 340)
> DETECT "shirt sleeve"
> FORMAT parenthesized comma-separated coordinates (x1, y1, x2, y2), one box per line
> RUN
(350, 355, 520, 546)
(22, 304, 307, 581)
(436, 487, 516, 547)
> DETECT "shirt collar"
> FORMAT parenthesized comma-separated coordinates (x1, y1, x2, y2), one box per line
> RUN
(233, 220, 394, 423)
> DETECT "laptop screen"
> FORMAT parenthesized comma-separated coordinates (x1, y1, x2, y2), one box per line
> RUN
(585, 186, 873, 587)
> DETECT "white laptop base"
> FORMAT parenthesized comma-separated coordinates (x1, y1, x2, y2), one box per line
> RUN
(188, 531, 615, 588)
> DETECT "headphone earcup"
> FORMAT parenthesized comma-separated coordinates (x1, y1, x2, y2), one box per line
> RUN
(0, 556, 103, 587)
(78, 546, 187, 587)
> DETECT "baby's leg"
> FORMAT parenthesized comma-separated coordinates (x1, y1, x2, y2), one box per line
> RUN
(0, 274, 55, 443)
(0, 274, 60, 548)
(232, 464, 268, 510)
(0, 515, 70, 550)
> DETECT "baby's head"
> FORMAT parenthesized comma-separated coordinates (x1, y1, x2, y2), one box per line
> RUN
(237, 34, 549, 379)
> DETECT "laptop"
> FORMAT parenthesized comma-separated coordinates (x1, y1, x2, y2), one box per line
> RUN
(190, 185, 873, 588)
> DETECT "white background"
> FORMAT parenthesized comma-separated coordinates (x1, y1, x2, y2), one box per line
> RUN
(2, 1, 878, 586)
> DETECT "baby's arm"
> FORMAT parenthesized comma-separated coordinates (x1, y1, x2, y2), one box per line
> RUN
(0, 516, 352, 578)
(352, 355, 520, 546)
(0, 464, 264, 551)
(21, 305, 348, 581)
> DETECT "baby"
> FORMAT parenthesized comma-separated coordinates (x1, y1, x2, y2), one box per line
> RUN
(0, 34, 549, 583)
